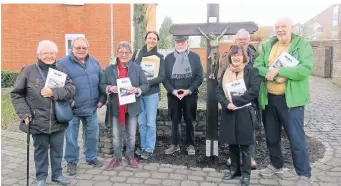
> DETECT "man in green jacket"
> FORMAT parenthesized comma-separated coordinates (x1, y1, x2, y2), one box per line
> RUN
(254, 17, 313, 186)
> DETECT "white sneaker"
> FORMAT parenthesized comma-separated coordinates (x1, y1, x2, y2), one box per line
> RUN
(260, 164, 284, 177)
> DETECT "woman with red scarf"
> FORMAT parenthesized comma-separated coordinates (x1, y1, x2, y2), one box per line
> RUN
(100, 41, 149, 169)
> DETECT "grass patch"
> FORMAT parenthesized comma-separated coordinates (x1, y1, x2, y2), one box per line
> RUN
(1, 88, 19, 129)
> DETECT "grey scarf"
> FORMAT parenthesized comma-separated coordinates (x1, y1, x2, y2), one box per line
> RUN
(171, 49, 192, 79)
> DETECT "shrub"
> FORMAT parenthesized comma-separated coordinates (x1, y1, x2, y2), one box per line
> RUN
(1, 71, 19, 88)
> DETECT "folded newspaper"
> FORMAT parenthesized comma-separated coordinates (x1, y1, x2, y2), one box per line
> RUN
(271, 51, 299, 68)
(117, 77, 136, 105)
(224, 79, 251, 110)
(45, 68, 67, 88)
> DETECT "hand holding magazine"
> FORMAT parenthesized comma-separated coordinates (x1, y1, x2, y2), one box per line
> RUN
(117, 77, 136, 105)
(224, 79, 251, 110)
(270, 51, 299, 69)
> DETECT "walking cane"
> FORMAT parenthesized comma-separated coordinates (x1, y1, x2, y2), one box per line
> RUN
(27, 121, 31, 186)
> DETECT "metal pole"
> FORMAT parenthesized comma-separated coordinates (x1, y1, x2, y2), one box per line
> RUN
(26, 122, 30, 186)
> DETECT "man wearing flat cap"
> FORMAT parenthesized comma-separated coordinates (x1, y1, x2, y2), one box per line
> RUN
(163, 35, 204, 155)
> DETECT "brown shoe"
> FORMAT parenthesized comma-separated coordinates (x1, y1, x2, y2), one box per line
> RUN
(105, 157, 121, 170)
(127, 156, 138, 168)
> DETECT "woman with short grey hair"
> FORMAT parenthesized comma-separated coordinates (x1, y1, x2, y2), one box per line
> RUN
(11, 40, 75, 186)
(100, 41, 149, 169)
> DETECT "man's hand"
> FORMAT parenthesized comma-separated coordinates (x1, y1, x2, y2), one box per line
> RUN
(265, 68, 279, 81)
(24, 117, 31, 125)
(41, 87, 53, 98)
(97, 102, 103, 108)
(227, 103, 237, 110)
(109, 86, 118, 93)
(276, 77, 287, 84)
(172, 90, 182, 100)
(128, 87, 138, 94)
(178, 89, 190, 100)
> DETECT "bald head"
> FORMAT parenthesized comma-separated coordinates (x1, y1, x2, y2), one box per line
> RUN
(274, 17, 293, 44)
(235, 28, 250, 47)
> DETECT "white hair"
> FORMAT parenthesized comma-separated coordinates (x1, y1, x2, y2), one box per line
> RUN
(71, 37, 89, 48)
(36, 40, 58, 54)
(235, 28, 250, 39)
(274, 17, 294, 26)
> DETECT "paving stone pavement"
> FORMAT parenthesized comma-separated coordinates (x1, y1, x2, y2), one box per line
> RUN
(2, 76, 341, 186)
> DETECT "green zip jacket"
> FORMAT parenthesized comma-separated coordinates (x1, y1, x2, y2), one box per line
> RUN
(253, 33, 314, 109)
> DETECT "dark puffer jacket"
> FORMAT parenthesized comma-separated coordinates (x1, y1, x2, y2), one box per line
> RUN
(11, 61, 76, 134)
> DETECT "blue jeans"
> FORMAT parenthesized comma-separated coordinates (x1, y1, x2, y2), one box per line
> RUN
(138, 93, 159, 153)
(112, 116, 137, 158)
(64, 111, 99, 163)
(264, 94, 311, 177)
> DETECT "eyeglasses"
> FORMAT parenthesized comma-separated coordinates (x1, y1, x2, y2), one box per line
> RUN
(118, 51, 131, 56)
(41, 52, 56, 56)
(73, 46, 88, 50)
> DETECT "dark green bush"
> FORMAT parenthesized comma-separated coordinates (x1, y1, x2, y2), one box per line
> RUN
(1, 71, 19, 88)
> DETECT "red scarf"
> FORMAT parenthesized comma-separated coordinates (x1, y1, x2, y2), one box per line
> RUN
(117, 60, 128, 127)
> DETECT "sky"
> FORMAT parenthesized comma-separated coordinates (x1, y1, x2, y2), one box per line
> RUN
(156, 2, 338, 31)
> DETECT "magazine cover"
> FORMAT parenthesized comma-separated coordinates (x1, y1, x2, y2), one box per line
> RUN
(271, 51, 299, 68)
(45, 68, 67, 88)
(224, 79, 251, 109)
(117, 77, 136, 105)
(140, 55, 160, 80)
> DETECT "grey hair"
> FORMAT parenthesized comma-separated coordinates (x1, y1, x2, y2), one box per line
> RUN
(117, 41, 132, 53)
(71, 37, 89, 47)
(235, 29, 250, 39)
(36, 40, 58, 54)
(274, 17, 294, 26)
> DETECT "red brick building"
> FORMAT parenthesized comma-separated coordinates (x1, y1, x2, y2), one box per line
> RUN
(1, 4, 155, 71)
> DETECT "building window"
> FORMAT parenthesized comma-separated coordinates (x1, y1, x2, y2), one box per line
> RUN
(333, 20, 339, 27)
(65, 34, 85, 55)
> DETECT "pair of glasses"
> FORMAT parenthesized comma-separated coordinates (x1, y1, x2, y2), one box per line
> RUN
(42, 52, 56, 56)
(74, 46, 88, 50)
(118, 52, 131, 56)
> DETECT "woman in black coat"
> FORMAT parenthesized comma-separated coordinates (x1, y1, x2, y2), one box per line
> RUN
(11, 40, 75, 186)
(216, 45, 260, 186)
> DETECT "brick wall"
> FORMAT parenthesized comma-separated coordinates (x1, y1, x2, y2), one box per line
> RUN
(1, 4, 131, 71)
(312, 47, 332, 78)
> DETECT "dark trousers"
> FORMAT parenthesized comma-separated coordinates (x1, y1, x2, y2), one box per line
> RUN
(264, 94, 311, 177)
(32, 130, 65, 181)
(229, 145, 251, 177)
(168, 93, 198, 146)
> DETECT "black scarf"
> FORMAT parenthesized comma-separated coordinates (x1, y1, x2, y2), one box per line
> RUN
(135, 45, 159, 65)
(37, 59, 57, 76)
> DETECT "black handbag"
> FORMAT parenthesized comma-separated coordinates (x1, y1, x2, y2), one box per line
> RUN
(104, 93, 113, 128)
(36, 64, 73, 123)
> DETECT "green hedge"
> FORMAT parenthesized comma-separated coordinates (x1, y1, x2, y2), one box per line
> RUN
(1, 71, 19, 88)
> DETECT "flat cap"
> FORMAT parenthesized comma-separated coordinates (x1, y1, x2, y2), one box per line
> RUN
(173, 35, 189, 41)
